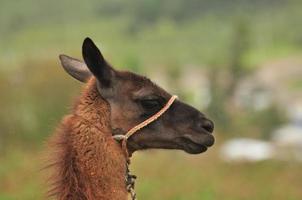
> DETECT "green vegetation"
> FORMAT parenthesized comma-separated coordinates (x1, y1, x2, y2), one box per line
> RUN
(1, 0, 302, 68)
(1, 146, 302, 200)
(0, 0, 302, 199)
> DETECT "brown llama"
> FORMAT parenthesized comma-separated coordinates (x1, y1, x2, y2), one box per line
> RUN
(48, 38, 214, 200)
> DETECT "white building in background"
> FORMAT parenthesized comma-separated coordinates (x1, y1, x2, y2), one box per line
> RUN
(220, 57, 302, 163)
(220, 103, 302, 163)
(271, 102, 302, 162)
(220, 138, 274, 162)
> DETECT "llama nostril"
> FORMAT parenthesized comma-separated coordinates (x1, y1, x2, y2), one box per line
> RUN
(200, 119, 214, 133)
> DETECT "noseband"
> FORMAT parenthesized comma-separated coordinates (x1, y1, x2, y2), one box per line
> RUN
(112, 95, 178, 200)
(113, 95, 178, 158)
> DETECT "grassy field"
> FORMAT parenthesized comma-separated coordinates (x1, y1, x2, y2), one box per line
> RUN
(1, 141, 302, 200)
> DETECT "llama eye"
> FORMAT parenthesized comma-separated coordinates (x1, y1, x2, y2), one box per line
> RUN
(140, 99, 160, 111)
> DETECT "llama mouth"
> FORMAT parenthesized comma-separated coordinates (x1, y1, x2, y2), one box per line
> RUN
(178, 135, 214, 154)
(185, 142, 208, 154)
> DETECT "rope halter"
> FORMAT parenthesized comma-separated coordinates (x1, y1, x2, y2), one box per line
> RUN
(112, 95, 178, 200)
(113, 95, 178, 158)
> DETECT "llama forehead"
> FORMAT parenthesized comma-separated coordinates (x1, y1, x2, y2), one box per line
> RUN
(132, 84, 170, 100)
(116, 70, 151, 84)
(116, 70, 170, 98)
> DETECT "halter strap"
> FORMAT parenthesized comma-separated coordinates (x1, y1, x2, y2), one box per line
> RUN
(113, 95, 178, 158)
(112, 95, 177, 200)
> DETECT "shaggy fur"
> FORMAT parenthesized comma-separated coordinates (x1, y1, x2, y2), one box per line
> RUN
(47, 38, 215, 199)
(48, 79, 127, 200)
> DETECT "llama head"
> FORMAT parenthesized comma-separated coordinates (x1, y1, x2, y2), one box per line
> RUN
(59, 37, 214, 155)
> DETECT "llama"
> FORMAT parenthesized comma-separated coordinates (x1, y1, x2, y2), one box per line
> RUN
(48, 38, 214, 200)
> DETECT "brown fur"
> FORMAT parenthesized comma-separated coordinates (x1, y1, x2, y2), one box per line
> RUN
(48, 38, 214, 199)
(48, 79, 127, 200)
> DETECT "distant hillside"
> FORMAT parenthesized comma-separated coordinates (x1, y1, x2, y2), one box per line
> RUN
(0, 0, 302, 69)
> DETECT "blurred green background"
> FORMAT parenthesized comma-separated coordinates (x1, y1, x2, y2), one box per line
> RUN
(1, 0, 302, 199)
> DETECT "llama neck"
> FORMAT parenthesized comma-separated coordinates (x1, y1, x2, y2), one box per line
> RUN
(50, 80, 128, 200)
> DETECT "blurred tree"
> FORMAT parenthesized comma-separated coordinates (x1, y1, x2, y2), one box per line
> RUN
(207, 18, 251, 132)
(226, 19, 250, 98)
(207, 18, 288, 137)
(207, 66, 229, 129)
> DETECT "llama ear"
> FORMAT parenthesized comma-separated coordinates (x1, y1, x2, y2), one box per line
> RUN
(59, 54, 92, 82)
(82, 37, 114, 88)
